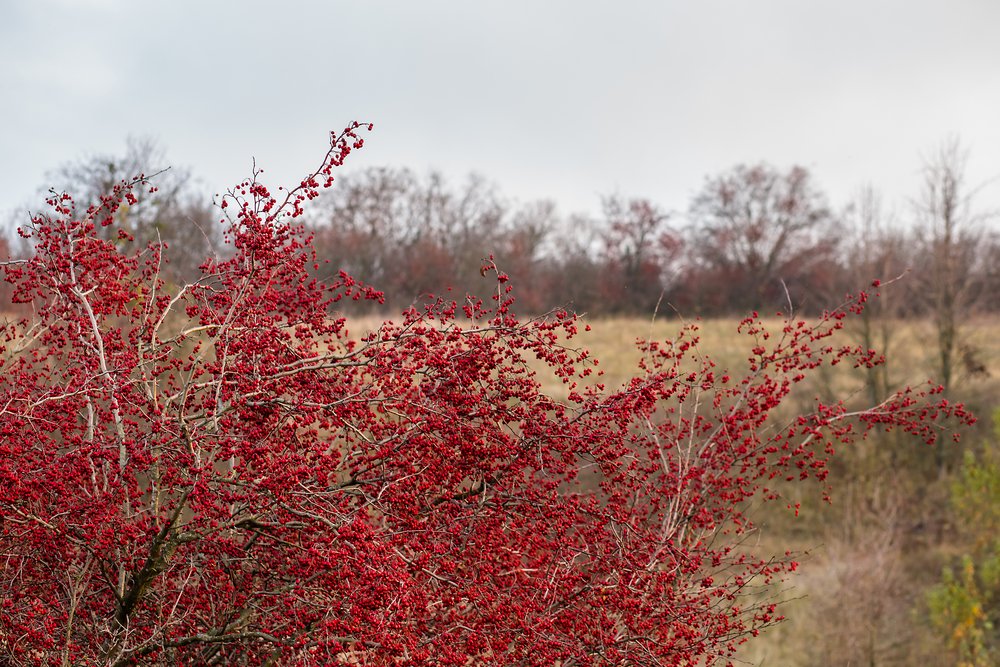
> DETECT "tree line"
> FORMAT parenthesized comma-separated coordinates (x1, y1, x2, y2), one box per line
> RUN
(3, 137, 995, 323)
(308, 139, 996, 323)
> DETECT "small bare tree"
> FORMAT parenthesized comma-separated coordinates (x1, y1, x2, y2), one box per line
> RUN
(911, 138, 991, 394)
(843, 186, 910, 406)
(45, 136, 218, 283)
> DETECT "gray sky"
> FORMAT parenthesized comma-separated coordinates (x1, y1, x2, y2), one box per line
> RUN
(3, 0, 999, 225)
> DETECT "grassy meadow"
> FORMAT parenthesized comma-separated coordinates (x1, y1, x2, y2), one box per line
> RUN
(344, 311, 1000, 665)
(346, 310, 1000, 410)
(556, 314, 1000, 666)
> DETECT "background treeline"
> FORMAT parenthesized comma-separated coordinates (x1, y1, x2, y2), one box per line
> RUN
(2, 137, 996, 322)
(305, 138, 997, 320)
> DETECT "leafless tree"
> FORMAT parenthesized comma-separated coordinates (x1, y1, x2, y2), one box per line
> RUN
(598, 195, 681, 314)
(843, 186, 911, 405)
(44, 136, 219, 283)
(687, 163, 841, 313)
(910, 138, 992, 394)
(312, 167, 522, 311)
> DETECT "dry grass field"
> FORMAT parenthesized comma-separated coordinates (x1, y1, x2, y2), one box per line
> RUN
(571, 314, 1000, 666)
(344, 310, 1000, 665)
(345, 311, 1000, 409)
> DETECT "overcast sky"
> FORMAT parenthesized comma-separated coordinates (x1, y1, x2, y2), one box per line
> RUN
(3, 0, 999, 226)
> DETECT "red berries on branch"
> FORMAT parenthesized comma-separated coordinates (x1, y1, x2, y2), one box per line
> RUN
(0, 123, 972, 666)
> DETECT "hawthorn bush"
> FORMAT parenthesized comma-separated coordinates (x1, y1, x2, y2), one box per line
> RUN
(0, 124, 973, 666)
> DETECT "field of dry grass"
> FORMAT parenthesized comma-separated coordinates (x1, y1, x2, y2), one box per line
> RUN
(344, 310, 1000, 665)
(558, 314, 1000, 666)
(345, 310, 1000, 407)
